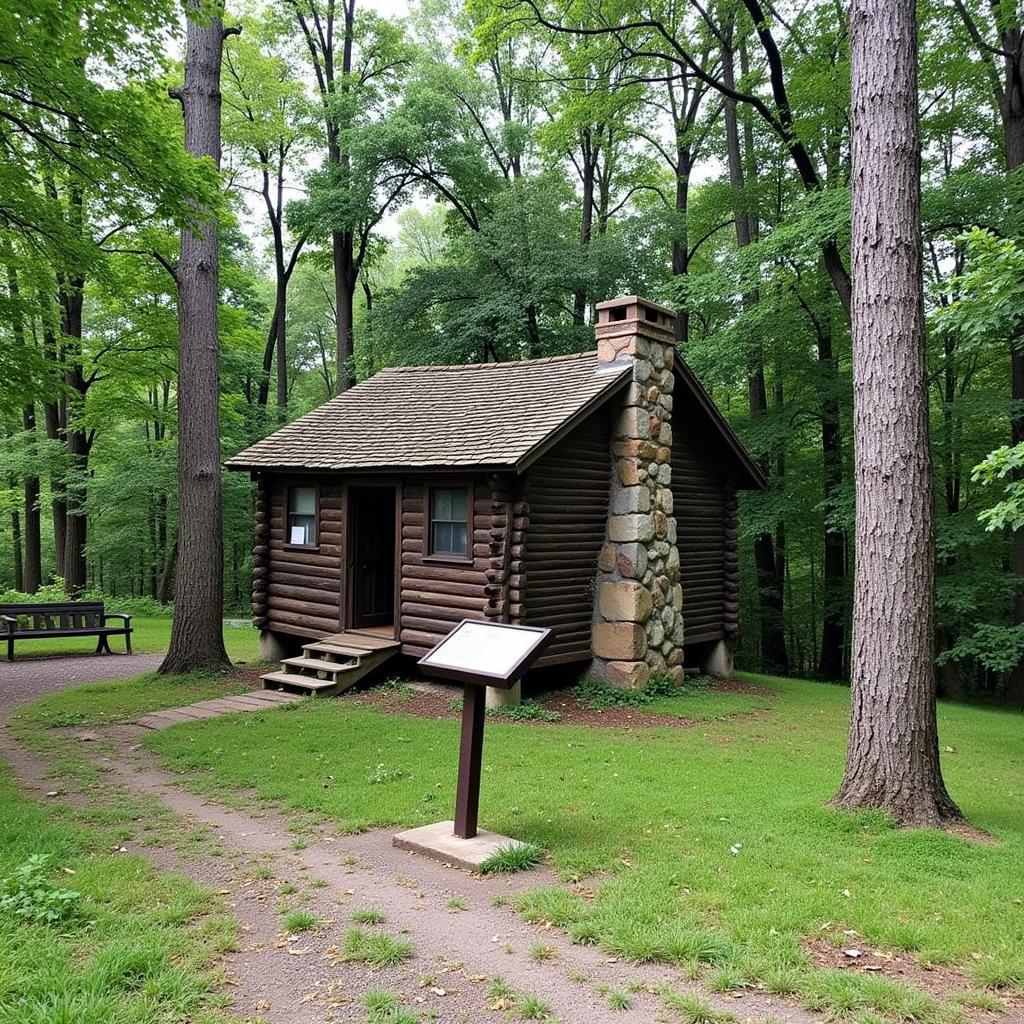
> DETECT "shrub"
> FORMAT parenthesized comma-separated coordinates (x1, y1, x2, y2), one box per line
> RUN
(487, 699, 561, 723)
(0, 854, 81, 925)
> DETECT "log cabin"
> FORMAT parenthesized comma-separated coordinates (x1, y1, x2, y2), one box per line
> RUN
(228, 295, 765, 700)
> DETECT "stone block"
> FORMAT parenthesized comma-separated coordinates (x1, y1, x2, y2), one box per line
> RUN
(593, 621, 647, 660)
(659, 421, 673, 445)
(608, 514, 654, 543)
(656, 463, 672, 485)
(597, 339, 620, 363)
(606, 660, 651, 689)
(655, 445, 671, 464)
(598, 544, 616, 573)
(615, 405, 650, 440)
(611, 486, 649, 515)
(616, 459, 640, 486)
(598, 580, 654, 622)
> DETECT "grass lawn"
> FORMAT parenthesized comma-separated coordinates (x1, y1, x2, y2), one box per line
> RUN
(133, 673, 1023, 1021)
(6, 617, 260, 662)
(10, 670, 255, 740)
(0, 760, 234, 1024)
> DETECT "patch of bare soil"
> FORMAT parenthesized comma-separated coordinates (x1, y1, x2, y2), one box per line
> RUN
(806, 936, 1019, 1017)
(353, 677, 775, 730)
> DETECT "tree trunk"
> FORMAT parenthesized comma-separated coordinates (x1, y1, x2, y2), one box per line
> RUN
(160, 0, 231, 673)
(6, 264, 42, 593)
(722, 26, 788, 673)
(335, 232, 356, 392)
(275, 276, 288, 417)
(10, 493, 23, 591)
(60, 283, 88, 596)
(573, 130, 596, 324)
(817, 278, 846, 681)
(833, 0, 960, 826)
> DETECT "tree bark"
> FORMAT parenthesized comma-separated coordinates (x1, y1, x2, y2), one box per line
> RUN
(160, 0, 231, 673)
(833, 0, 961, 826)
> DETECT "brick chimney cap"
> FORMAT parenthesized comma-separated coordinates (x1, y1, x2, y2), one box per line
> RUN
(595, 294, 677, 318)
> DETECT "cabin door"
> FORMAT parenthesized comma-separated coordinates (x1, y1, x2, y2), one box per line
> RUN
(349, 486, 396, 630)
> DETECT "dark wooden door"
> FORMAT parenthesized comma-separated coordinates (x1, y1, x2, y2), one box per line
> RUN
(350, 487, 396, 629)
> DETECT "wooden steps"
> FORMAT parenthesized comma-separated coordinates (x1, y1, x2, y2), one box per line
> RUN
(261, 631, 400, 696)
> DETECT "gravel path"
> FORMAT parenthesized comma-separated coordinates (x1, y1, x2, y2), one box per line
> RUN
(0, 652, 164, 718)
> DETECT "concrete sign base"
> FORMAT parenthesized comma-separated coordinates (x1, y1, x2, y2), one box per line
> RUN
(393, 820, 530, 872)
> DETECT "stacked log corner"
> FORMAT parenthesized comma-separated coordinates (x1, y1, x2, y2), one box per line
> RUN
(252, 475, 270, 630)
(590, 297, 685, 688)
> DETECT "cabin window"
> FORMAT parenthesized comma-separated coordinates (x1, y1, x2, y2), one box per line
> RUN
(428, 487, 470, 558)
(287, 486, 318, 547)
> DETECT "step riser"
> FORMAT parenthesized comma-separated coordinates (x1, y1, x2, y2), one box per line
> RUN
(262, 642, 398, 696)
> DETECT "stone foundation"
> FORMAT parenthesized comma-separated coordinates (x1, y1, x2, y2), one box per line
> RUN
(590, 297, 685, 687)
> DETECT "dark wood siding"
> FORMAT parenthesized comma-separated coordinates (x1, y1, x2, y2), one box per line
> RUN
(399, 477, 491, 655)
(265, 475, 343, 636)
(523, 409, 612, 665)
(671, 407, 729, 644)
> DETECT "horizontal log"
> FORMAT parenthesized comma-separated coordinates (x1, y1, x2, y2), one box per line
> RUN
(401, 592, 485, 614)
(267, 557, 340, 579)
(402, 601, 484, 623)
(268, 593, 340, 617)
(268, 608, 341, 633)
(269, 571, 339, 593)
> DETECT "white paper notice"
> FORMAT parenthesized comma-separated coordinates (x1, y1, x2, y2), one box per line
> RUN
(289, 525, 306, 545)
(421, 621, 547, 679)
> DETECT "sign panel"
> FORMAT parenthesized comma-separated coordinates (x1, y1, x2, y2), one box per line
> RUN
(418, 620, 552, 689)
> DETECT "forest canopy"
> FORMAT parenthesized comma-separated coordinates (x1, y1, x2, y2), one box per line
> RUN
(1, 0, 1023, 704)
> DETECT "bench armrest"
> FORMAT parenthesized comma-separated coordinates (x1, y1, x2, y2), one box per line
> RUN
(1, 615, 15, 633)
(103, 613, 133, 627)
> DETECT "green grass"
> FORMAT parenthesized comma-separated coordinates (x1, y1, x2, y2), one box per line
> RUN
(136, 672, 1024, 1016)
(352, 908, 386, 925)
(479, 841, 543, 875)
(281, 909, 319, 933)
(10, 671, 254, 744)
(5, 616, 260, 662)
(337, 927, 414, 968)
(0, 761, 233, 1024)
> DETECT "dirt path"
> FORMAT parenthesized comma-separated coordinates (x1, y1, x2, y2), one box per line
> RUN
(0, 710, 817, 1024)
(0, 651, 164, 717)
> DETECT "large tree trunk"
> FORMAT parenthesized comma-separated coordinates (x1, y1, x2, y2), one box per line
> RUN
(160, 0, 231, 673)
(833, 0, 960, 826)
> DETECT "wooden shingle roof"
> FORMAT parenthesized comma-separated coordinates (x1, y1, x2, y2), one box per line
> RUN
(227, 350, 632, 474)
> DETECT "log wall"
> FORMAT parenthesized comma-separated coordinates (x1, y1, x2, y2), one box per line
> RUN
(671, 410, 730, 644)
(265, 476, 344, 637)
(398, 478, 492, 656)
(523, 409, 612, 664)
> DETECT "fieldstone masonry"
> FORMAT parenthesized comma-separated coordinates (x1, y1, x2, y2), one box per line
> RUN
(590, 296, 685, 688)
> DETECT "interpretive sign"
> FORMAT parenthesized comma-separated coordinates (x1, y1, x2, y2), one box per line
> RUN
(416, 620, 552, 840)
(418, 620, 552, 689)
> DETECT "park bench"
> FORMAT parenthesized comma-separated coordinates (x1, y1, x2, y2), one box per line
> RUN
(0, 601, 133, 661)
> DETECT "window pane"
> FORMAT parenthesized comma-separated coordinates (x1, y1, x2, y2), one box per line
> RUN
(451, 523, 468, 556)
(451, 488, 468, 521)
(433, 521, 451, 553)
(432, 488, 452, 521)
(292, 487, 316, 515)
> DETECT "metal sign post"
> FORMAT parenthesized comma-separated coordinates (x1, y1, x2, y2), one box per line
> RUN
(392, 620, 552, 865)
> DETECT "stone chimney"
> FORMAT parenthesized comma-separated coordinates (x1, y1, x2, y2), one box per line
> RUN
(591, 296, 685, 688)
